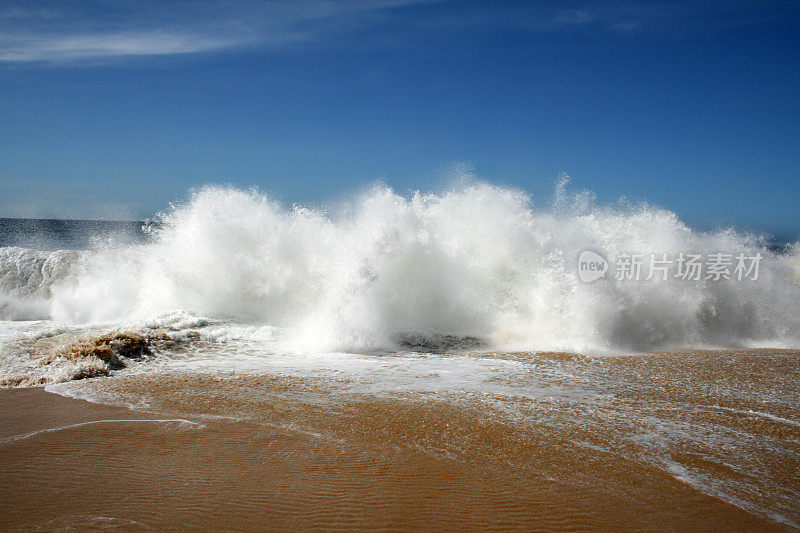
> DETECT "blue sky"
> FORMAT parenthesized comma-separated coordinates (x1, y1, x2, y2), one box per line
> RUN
(0, 1, 798, 241)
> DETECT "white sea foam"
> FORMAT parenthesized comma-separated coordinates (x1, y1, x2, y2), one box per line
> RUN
(1, 180, 798, 357)
(1, 418, 205, 445)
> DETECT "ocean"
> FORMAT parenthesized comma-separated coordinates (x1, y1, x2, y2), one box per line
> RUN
(1, 183, 799, 529)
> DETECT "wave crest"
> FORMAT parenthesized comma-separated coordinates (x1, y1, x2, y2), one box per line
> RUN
(2, 182, 799, 352)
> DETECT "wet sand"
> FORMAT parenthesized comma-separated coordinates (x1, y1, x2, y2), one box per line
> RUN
(0, 385, 787, 531)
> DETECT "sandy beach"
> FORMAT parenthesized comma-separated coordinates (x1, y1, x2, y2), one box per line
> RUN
(0, 380, 789, 532)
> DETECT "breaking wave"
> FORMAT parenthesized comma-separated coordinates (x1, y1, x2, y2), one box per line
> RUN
(0, 247, 82, 320)
(1, 180, 799, 354)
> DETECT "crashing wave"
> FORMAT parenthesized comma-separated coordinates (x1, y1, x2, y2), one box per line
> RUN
(1, 180, 799, 354)
(0, 247, 82, 320)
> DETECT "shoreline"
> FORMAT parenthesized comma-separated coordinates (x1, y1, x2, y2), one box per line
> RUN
(0, 385, 787, 531)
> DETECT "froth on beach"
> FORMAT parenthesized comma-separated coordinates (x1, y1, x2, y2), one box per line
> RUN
(0, 370, 793, 531)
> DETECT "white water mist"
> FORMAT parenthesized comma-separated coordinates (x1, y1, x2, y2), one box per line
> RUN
(2, 179, 798, 352)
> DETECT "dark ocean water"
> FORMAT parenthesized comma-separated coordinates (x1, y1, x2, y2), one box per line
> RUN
(0, 218, 149, 250)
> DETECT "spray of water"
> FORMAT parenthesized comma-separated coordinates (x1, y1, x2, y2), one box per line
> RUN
(2, 179, 798, 352)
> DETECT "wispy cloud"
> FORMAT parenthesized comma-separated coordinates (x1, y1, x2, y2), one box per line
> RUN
(0, 1, 795, 64)
(0, 0, 429, 63)
(413, 1, 795, 35)
(0, 32, 250, 62)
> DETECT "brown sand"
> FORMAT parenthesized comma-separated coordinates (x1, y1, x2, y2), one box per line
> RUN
(0, 385, 787, 532)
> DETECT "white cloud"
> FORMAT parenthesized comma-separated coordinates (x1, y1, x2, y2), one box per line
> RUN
(0, 0, 429, 63)
(0, 32, 249, 62)
(0, 1, 793, 64)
